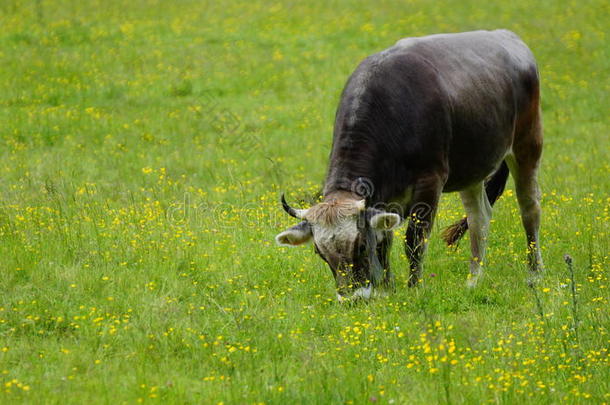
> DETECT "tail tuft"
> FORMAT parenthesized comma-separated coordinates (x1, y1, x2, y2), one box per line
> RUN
(441, 217, 468, 246)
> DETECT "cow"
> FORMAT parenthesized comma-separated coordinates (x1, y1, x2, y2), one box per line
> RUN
(275, 30, 544, 302)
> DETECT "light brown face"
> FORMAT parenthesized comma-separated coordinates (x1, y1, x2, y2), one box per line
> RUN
(276, 198, 401, 300)
(310, 216, 368, 294)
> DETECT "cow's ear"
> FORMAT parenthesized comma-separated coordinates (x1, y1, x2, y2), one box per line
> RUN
(369, 212, 401, 231)
(275, 221, 312, 247)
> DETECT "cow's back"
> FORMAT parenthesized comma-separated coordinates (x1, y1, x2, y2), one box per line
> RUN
(327, 30, 539, 200)
(392, 30, 539, 191)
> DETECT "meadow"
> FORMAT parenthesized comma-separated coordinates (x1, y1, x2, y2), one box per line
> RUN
(0, 0, 608, 403)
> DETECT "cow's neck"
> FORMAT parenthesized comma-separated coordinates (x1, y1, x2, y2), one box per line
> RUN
(323, 168, 379, 203)
(323, 158, 410, 205)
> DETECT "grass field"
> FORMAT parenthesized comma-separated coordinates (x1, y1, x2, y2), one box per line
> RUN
(1, 0, 609, 403)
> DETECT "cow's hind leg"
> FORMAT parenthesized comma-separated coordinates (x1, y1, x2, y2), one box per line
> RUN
(460, 182, 493, 287)
(507, 104, 544, 281)
(505, 153, 544, 277)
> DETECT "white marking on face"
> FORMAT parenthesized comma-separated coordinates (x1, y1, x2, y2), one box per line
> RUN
(312, 217, 359, 256)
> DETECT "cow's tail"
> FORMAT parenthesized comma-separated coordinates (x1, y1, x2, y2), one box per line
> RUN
(441, 161, 510, 246)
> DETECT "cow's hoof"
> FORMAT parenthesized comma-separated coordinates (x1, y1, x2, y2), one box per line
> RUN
(526, 271, 544, 287)
(466, 274, 482, 288)
(407, 277, 422, 288)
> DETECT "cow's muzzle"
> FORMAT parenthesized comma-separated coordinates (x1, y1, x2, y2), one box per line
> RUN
(336, 283, 372, 303)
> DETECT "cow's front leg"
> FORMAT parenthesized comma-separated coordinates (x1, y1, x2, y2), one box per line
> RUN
(377, 231, 394, 292)
(405, 174, 443, 287)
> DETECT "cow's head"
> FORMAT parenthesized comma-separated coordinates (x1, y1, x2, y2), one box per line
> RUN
(276, 193, 401, 301)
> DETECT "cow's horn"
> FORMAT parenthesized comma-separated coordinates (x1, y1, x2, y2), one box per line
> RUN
(281, 193, 308, 219)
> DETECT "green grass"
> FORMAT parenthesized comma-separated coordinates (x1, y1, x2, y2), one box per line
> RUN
(1, 0, 608, 403)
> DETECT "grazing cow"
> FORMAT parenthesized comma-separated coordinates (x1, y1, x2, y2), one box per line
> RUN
(276, 30, 544, 301)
